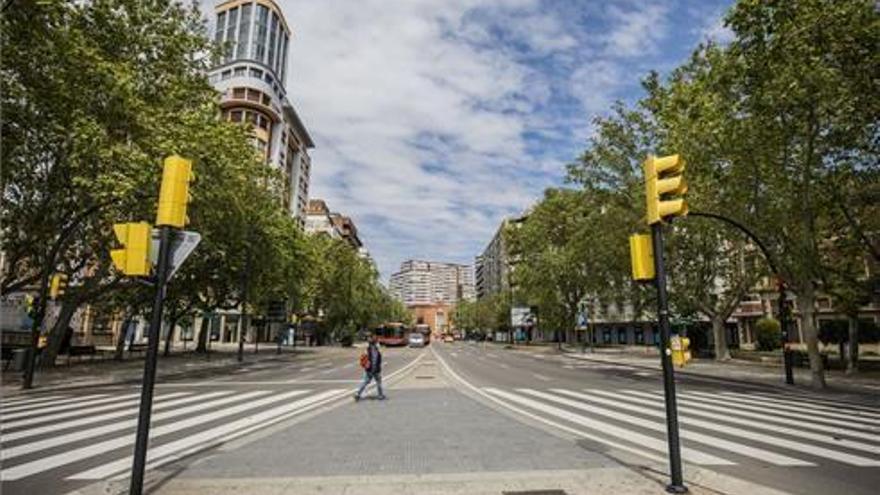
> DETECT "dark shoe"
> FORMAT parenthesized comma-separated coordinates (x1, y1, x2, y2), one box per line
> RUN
(353, 394, 360, 402)
(377, 395, 387, 400)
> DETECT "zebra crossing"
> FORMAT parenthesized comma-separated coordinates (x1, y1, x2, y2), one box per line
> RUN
(482, 386, 880, 468)
(0, 387, 346, 486)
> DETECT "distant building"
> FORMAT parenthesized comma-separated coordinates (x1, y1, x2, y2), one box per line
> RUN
(209, 0, 314, 226)
(475, 215, 527, 299)
(389, 260, 474, 306)
(305, 199, 370, 262)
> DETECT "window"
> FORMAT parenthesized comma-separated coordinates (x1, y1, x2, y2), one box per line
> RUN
(279, 32, 289, 81)
(252, 5, 269, 63)
(215, 12, 226, 44)
(232, 87, 246, 99)
(230, 110, 243, 122)
(267, 12, 278, 68)
(224, 7, 238, 60)
(246, 88, 260, 102)
(262, 94, 271, 106)
(635, 329, 645, 344)
(221, 70, 232, 80)
(249, 67, 263, 79)
(617, 328, 627, 344)
(233, 66, 246, 77)
(602, 329, 611, 344)
(237, 3, 252, 59)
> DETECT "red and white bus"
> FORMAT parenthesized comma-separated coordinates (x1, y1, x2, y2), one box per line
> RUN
(375, 322, 408, 347)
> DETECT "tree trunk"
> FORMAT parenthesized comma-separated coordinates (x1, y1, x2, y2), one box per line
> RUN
(796, 285, 825, 388)
(195, 315, 209, 353)
(712, 316, 731, 361)
(163, 311, 181, 357)
(846, 314, 859, 375)
(43, 298, 79, 368)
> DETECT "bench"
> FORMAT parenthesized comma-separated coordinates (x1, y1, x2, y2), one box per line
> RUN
(128, 343, 148, 355)
(67, 345, 97, 365)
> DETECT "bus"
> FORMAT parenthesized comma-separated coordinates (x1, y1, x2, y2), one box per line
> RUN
(374, 322, 408, 347)
(414, 324, 431, 345)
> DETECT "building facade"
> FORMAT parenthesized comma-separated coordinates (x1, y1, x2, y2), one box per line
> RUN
(389, 260, 475, 306)
(209, 0, 314, 225)
(475, 215, 527, 299)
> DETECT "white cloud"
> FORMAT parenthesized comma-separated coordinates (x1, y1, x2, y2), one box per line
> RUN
(281, 0, 560, 278)
(603, 3, 670, 57)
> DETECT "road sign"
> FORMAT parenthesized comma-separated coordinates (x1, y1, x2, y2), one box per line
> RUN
(150, 229, 201, 281)
(510, 306, 531, 327)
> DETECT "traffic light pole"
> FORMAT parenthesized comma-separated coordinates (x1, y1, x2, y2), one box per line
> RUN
(651, 223, 687, 494)
(130, 226, 174, 495)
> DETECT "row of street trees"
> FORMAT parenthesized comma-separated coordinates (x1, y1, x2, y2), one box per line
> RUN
(507, 0, 879, 388)
(1, 0, 405, 373)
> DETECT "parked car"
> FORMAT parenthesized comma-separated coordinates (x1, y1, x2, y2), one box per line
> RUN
(408, 332, 425, 348)
(443, 335, 454, 343)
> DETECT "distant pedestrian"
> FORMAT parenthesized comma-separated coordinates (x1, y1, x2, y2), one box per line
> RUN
(354, 333, 385, 401)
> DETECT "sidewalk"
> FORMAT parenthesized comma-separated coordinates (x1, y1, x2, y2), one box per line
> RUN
(0, 343, 327, 396)
(548, 344, 880, 398)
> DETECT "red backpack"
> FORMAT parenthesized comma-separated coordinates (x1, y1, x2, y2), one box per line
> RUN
(359, 352, 370, 369)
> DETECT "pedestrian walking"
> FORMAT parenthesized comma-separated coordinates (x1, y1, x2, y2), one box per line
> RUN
(354, 333, 386, 401)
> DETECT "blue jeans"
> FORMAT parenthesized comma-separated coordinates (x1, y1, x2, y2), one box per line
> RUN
(356, 371, 384, 398)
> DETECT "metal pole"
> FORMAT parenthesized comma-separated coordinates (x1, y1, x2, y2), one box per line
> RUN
(651, 223, 687, 494)
(779, 283, 794, 385)
(130, 226, 173, 495)
(238, 246, 251, 363)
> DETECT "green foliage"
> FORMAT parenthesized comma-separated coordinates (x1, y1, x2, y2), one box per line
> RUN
(755, 317, 781, 351)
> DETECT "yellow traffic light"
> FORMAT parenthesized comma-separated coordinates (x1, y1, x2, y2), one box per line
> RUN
(156, 155, 194, 228)
(629, 234, 655, 281)
(111, 222, 152, 276)
(644, 154, 688, 225)
(50, 273, 68, 300)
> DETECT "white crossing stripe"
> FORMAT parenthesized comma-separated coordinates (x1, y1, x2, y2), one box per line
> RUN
(684, 391, 879, 429)
(1, 395, 69, 409)
(588, 389, 880, 455)
(691, 392, 877, 427)
(612, 390, 880, 452)
(0, 391, 229, 443)
(68, 389, 346, 480)
(483, 388, 732, 466)
(0, 389, 307, 480)
(742, 390, 880, 416)
(530, 389, 811, 466)
(2, 392, 184, 430)
(1, 394, 112, 418)
(719, 391, 880, 421)
(1, 391, 270, 460)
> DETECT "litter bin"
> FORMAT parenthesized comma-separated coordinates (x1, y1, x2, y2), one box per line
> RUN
(13, 348, 28, 371)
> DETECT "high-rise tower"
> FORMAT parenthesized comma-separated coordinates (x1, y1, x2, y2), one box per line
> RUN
(209, 0, 314, 225)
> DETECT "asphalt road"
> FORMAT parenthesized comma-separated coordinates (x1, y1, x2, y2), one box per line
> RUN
(432, 342, 880, 495)
(2, 342, 878, 495)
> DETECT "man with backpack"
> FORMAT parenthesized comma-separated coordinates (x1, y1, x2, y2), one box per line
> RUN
(354, 333, 386, 401)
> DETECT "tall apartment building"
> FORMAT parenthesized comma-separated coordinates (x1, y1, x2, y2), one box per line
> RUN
(209, 0, 314, 226)
(475, 215, 527, 299)
(389, 260, 475, 306)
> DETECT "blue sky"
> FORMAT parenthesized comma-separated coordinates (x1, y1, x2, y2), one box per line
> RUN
(227, 0, 737, 280)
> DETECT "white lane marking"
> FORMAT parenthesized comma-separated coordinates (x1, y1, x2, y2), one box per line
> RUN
(298, 367, 314, 373)
(532, 373, 551, 382)
(485, 388, 732, 466)
(744, 390, 880, 414)
(688, 391, 879, 428)
(428, 349, 667, 465)
(587, 389, 880, 455)
(1, 392, 228, 443)
(1, 395, 68, 409)
(68, 389, 346, 480)
(1, 391, 274, 460)
(2, 393, 174, 430)
(498, 363, 510, 369)
(542, 389, 812, 466)
(563, 365, 575, 369)
(719, 391, 880, 420)
(450, 352, 458, 357)
(627, 390, 880, 442)
(0, 390, 308, 480)
(486, 353, 498, 358)
(2, 394, 114, 419)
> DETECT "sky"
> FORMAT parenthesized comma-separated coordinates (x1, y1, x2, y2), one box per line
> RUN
(205, 0, 736, 281)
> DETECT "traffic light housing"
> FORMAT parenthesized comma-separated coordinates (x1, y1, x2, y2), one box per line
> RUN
(111, 222, 152, 276)
(156, 155, 194, 228)
(644, 154, 688, 225)
(50, 273, 68, 300)
(629, 234, 655, 281)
